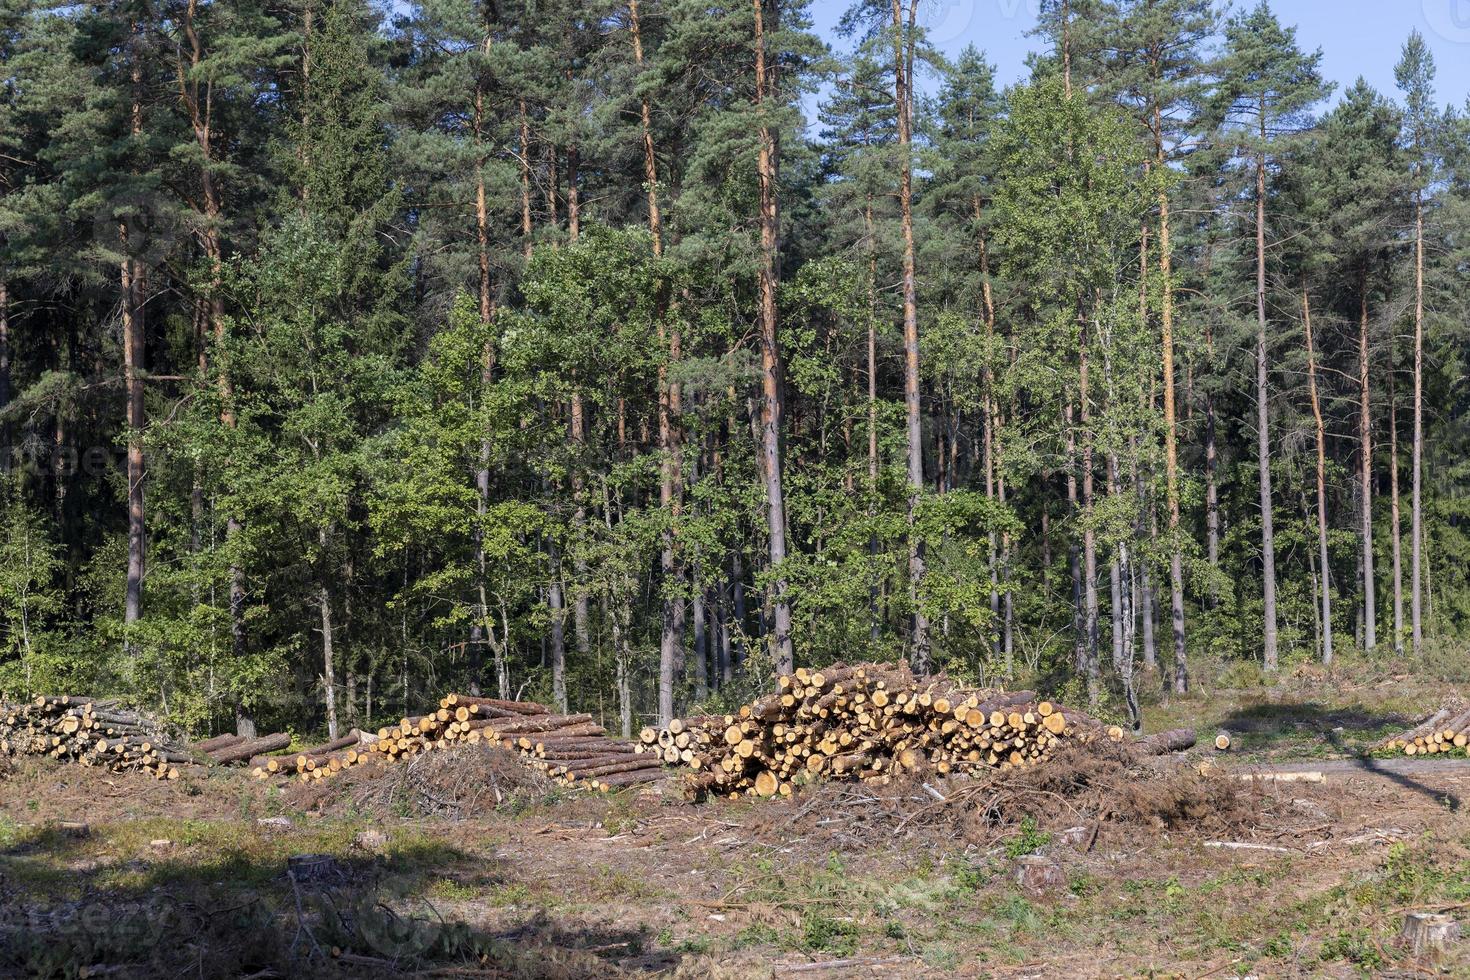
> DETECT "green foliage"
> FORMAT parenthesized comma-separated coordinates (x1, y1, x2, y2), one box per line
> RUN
(1003, 816, 1052, 859)
(0, 478, 64, 697)
(0, 0, 1465, 737)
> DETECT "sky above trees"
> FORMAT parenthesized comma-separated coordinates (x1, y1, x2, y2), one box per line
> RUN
(804, 0, 1470, 112)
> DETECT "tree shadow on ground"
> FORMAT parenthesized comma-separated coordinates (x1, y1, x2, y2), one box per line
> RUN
(0, 828, 668, 978)
(1219, 700, 1460, 813)
(1218, 700, 1415, 754)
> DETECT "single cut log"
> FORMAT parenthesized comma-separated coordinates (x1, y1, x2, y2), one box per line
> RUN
(208, 732, 291, 765)
(1134, 728, 1197, 756)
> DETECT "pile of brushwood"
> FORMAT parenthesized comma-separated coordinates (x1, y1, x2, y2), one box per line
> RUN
(251, 694, 662, 792)
(641, 663, 1195, 800)
(762, 739, 1262, 851)
(1381, 701, 1470, 756)
(0, 696, 192, 779)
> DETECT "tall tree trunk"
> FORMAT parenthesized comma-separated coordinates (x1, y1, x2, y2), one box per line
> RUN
(1389, 364, 1403, 655)
(1253, 145, 1279, 670)
(179, 0, 253, 735)
(122, 245, 145, 635)
(566, 161, 591, 664)
(1357, 275, 1376, 652)
(1134, 450, 1157, 671)
(0, 276, 9, 473)
(1204, 387, 1219, 598)
(979, 203, 1001, 659)
(474, 48, 493, 325)
(549, 537, 567, 712)
(1065, 403, 1084, 676)
(865, 198, 880, 642)
(754, 0, 793, 674)
(715, 581, 731, 685)
(467, 41, 495, 695)
(319, 529, 339, 740)
(121, 23, 147, 640)
(567, 143, 581, 242)
(545, 144, 559, 231)
(1411, 189, 1425, 653)
(1060, 0, 1072, 97)
(891, 0, 928, 671)
(1108, 458, 1124, 672)
(1156, 154, 1187, 692)
(601, 477, 633, 736)
(570, 388, 591, 660)
(629, 0, 683, 724)
(692, 573, 708, 700)
(1303, 285, 1333, 664)
(519, 99, 533, 261)
(1079, 317, 1100, 705)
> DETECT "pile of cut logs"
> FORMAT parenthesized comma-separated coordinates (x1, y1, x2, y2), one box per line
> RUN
(1381, 703, 1470, 756)
(0, 696, 191, 779)
(639, 663, 1190, 800)
(249, 694, 664, 791)
(238, 731, 370, 781)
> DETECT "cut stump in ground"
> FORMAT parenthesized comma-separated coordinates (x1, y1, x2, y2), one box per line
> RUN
(1013, 855, 1068, 897)
(1399, 912, 1460, 958)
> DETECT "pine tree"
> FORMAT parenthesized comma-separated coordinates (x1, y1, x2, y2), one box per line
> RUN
(1212, 1, 1329, 670)
(1395, 31, 1439, 656)
(1314, 79, 1402, 654)
(1105, 0, 1215, 692)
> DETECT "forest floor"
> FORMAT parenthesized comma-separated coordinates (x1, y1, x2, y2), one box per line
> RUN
(3, 664, 1469, 979)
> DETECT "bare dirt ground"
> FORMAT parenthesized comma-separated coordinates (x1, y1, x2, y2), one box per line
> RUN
(3, 672, 1469, 979)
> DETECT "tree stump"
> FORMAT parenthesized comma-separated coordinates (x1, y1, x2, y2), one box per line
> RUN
(1013, 855, 1068, 897)
(288, 853, 345, 885)
(1398, 912, 1460, 958)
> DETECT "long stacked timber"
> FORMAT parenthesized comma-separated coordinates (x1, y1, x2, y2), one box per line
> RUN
(252, 694, 662, 791)
(638, 663, 1176, 801)
(1380, 702, 1470, 756)
(0, 696, 191, 779)
(246, 730, 381, 781)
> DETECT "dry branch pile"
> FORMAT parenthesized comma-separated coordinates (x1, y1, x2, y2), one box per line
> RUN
(0, 696, 191, 779)
(641, 663, 1184, 801)
(1381, 702, 1470, 756)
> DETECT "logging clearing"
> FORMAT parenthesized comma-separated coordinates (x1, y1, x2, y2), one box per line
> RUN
(4, 665, 1204, 803)
(2, 665, 1469, 979)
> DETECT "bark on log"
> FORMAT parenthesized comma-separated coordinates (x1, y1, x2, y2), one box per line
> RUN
(207, 732, 291, 765)
(1134, 728, 1197, 756)
(193, 733, 244, 753)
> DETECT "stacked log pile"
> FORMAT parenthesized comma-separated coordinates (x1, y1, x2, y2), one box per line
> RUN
(247, 730, 377, 781)
(251, 694, 663, 791)
(637, 663, 1147, 800)
(0, 696, 191, 779)
(1381, 703, 1470, 756)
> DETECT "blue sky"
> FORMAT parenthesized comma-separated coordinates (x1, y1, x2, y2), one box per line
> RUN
(806, 0, 1470, 112)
